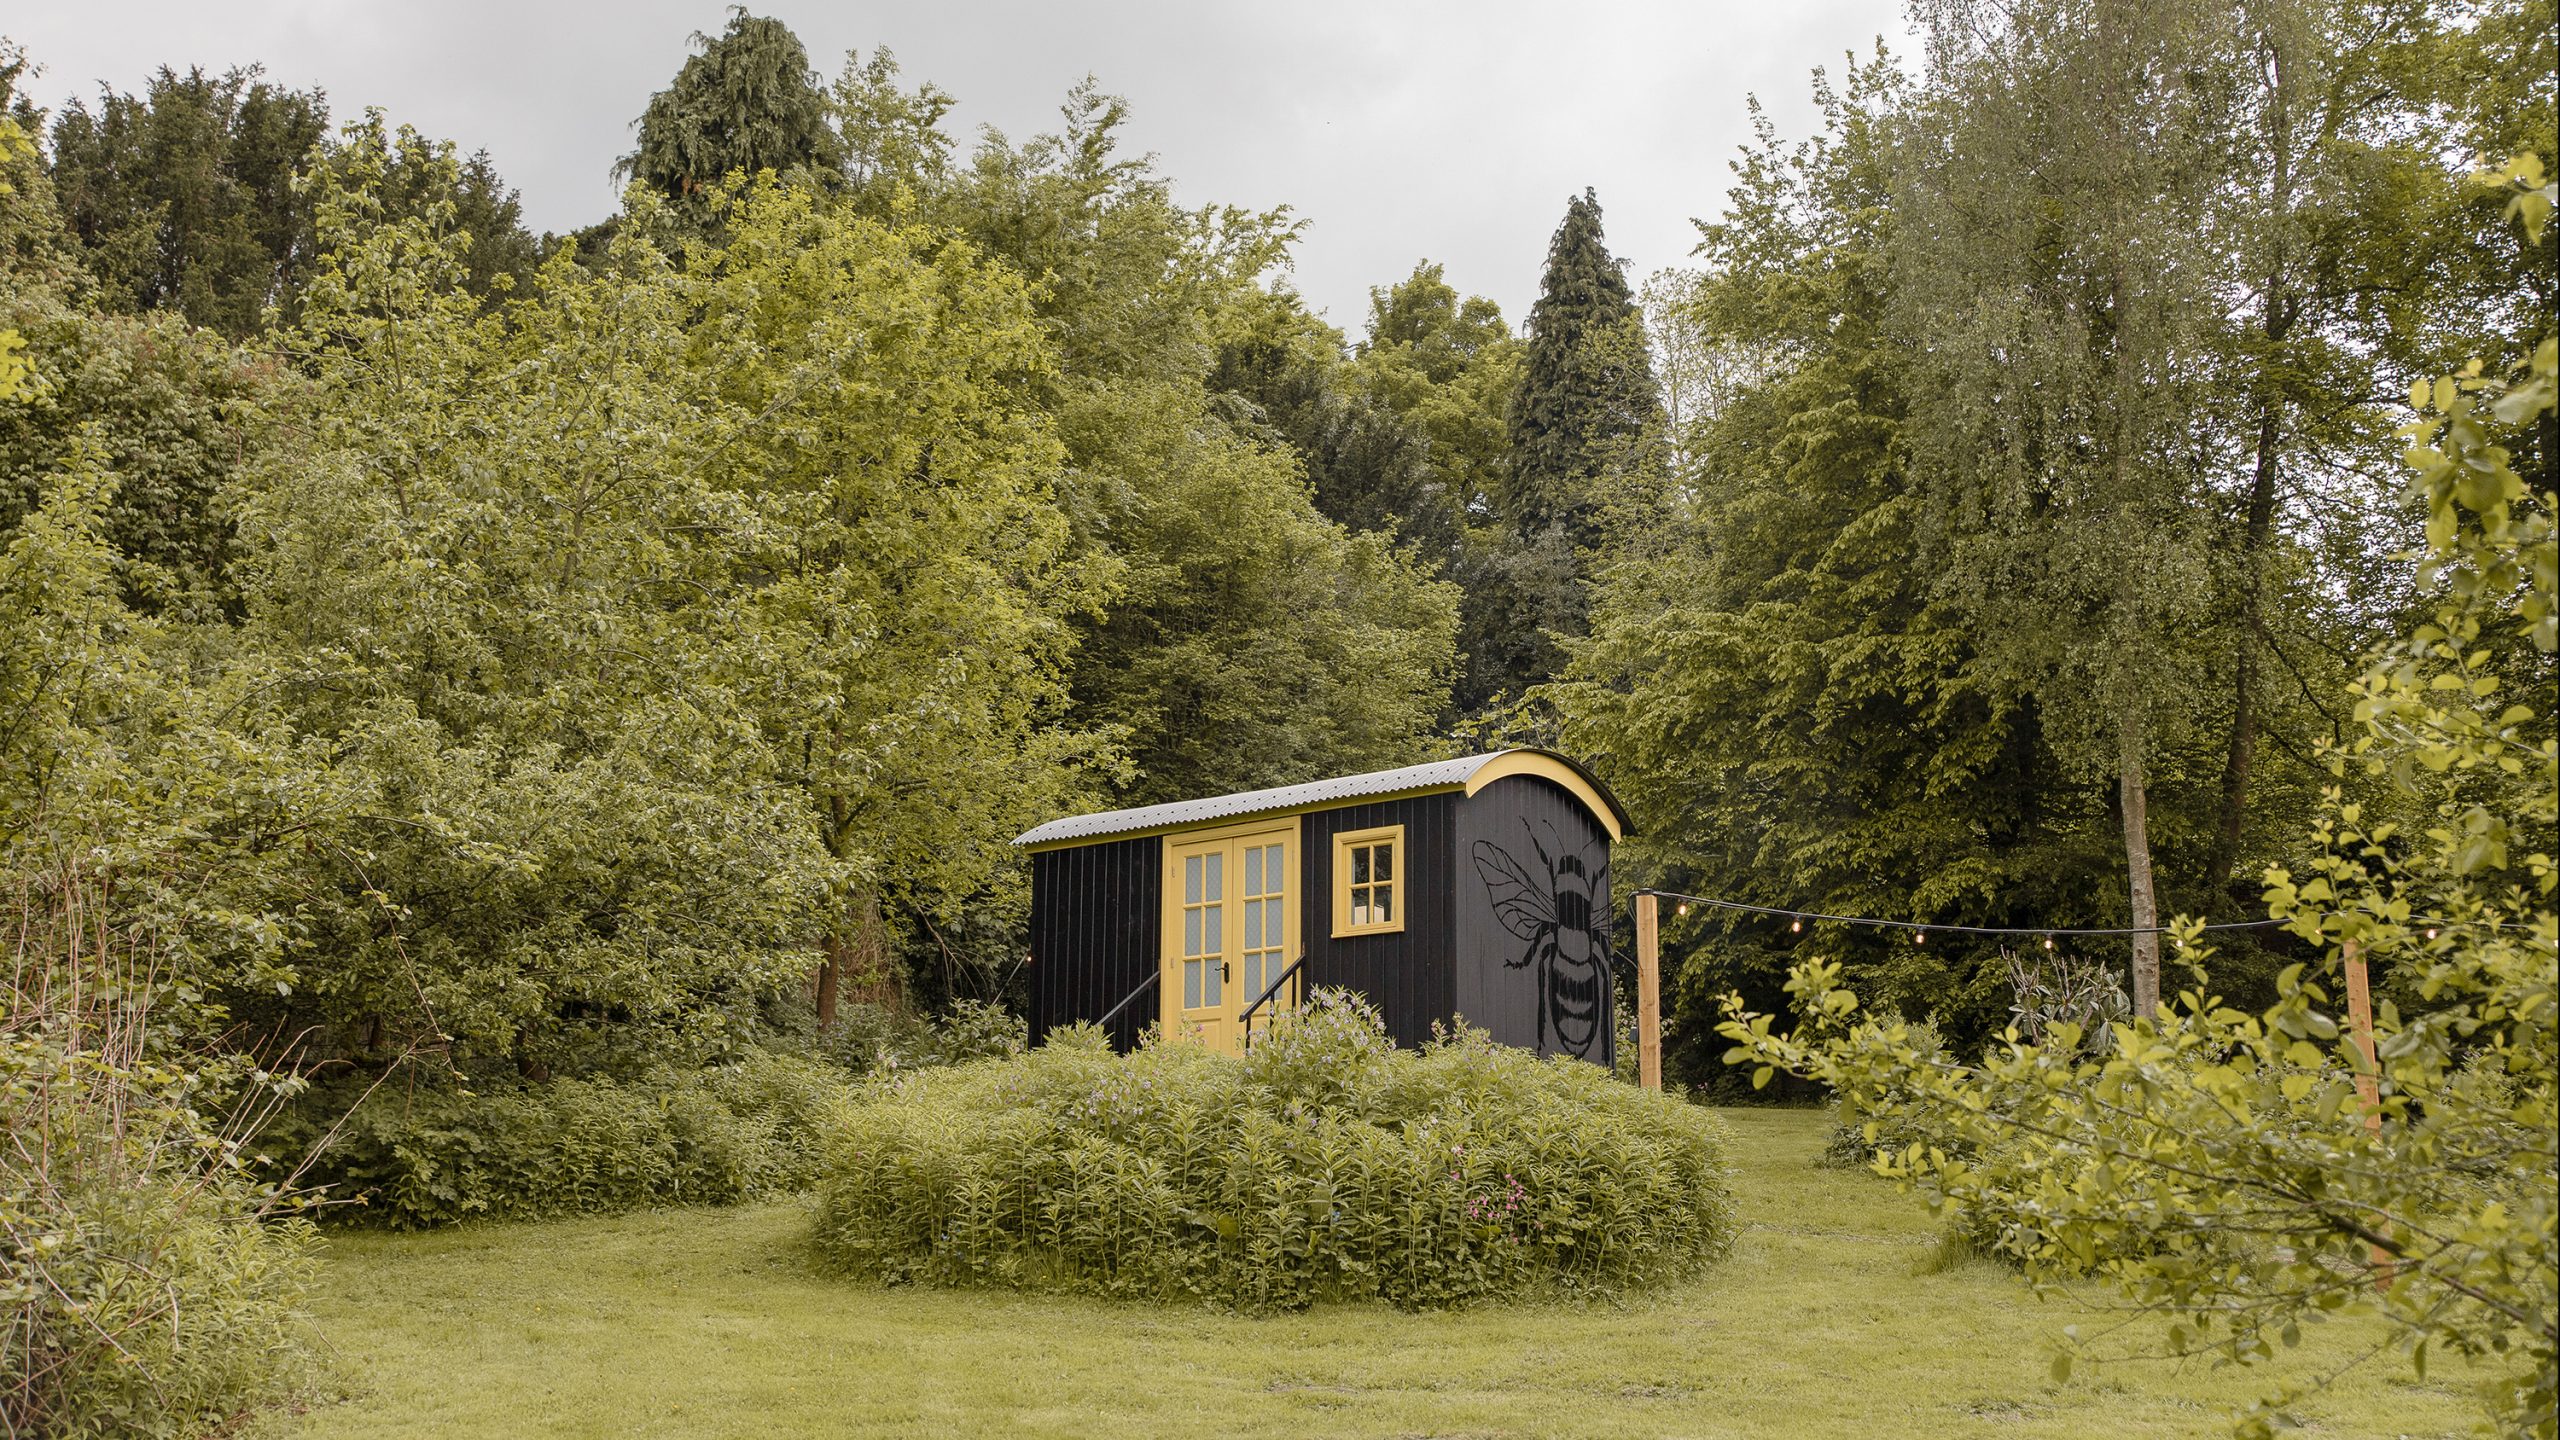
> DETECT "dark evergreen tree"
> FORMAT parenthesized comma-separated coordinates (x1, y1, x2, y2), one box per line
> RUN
(48, 66, 326, 337)
(618, 8, 839, 217)
(1206, 291, 1457, 556)
(1469, 190, 1661, 708)
(1507, 189, 1660, 547)
(46, 65, 538, 337)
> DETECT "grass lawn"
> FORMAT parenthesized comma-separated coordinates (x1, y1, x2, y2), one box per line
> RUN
(254, 1107, 2483, 1439)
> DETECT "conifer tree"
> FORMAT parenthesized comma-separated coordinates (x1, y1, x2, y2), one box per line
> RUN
(1509, 190, 1659, 543)
(619, 8, 839, 216)
(45, 66, 538, 337)
(1472, 190, 1660, 709)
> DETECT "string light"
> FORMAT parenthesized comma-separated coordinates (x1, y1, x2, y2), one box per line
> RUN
(1632, 889, 2534, 941)
(1914, 929, 1926, 945)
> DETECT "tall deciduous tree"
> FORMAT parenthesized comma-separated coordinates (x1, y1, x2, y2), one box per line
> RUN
(1894, 0, 2242, 1015)
(232, 120, 1105, 1055)
(1556, 55, 2104, 1076)
(915, 78, 1462, 806)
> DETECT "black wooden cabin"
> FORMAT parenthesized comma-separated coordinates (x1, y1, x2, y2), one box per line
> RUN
(1015, 750, 1630, 1065)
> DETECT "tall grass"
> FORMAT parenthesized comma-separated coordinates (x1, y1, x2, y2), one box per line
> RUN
(2, 863, 316, 1439)
(812, 992, 1737, 1311)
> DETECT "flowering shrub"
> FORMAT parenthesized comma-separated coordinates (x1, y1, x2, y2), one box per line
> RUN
(810, 991, 1736, 1311)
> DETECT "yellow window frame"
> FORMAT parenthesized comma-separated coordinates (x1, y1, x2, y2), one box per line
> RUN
(1331, 824, 1406, 937)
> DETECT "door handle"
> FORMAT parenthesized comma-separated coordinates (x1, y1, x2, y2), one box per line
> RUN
(1222, 962, 1231, 982)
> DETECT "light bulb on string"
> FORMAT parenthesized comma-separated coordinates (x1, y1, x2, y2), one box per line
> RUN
(1914, 929, 1926, 946)
(1790, 919, 1802, 934)
(1676, 902, 1690, 917)
(2425, 928, 2438, 940)
(2042, 935, 2054, 950)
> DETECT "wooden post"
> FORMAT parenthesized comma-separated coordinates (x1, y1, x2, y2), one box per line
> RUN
(2341, 937, 2393, 1288)
(1636, 891, 1662, 1092)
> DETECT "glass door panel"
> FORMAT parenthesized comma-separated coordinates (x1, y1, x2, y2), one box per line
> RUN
(1163, 826, 1293, 1055)
(1241, 841, 1288, 1006)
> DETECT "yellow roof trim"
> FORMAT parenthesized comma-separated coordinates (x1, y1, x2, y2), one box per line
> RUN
(1015, 749, 1630, 852)
(1461, 751, 1627, 841)
(1015, 784, 1463, 852)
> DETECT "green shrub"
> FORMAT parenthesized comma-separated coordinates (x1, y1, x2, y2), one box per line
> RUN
(286, 1050, 845, 1229)
(808, 998, 1028, 1075)
(811, 991, 1737, 1311)
(1817, 1018, 1958, 1169)
(3, 981, 315, 1438)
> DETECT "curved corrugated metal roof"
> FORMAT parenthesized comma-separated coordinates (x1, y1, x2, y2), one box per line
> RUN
(1013, 749, 1629, 847)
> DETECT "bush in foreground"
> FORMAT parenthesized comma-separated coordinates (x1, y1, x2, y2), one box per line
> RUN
(284, 1051, 846, 1229)
(2, 901, 315, 1439)
(811, 992, 1736, 1311)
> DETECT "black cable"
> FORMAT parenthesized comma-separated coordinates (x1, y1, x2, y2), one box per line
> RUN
(1634, 888, 2545, 940)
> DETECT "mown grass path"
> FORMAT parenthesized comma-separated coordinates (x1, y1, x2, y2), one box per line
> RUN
(255, 1107, 2478, 1438)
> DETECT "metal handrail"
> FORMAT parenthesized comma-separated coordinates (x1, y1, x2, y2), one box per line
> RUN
(1236, 957, 1306, 1049)
(1094, 970, 1160, 1037)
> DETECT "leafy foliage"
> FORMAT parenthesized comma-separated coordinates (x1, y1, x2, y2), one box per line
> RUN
(1, 840, 316, 1439)
(812, 992, 1735, 1311)
(278, 1052, 846, 1231)
(45, 65, 537, 336)
(1554, 56, 2117, 1079)
(619, 8, 840, 221)
(1721, 160, 2557, 1436)
(1472, 190, 1660, 710)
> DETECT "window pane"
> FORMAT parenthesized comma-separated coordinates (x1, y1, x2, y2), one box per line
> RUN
(1377, 886, 1393, 923)
(1185, 958, 1202, 1009)
(1266, 843, 1283, 886)
(1185, 908, 1201, 958)
(1205, 851, 1223, 901)
(1203, 954, 1222, 1004)
(1246, 898, 1263, 949)
(1375, 844, 1392, 882)
(1186, 855, 1201, 905)
(1350, 887, 1370, 926)
(1245, 846, 1263, 895)
(1265, 901, 1281, 948)
(1205, 906, 1222, 955)
(1351, 846, 1370, 884)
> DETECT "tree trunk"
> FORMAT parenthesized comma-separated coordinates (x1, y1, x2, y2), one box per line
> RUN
(814, 893, 895, 1031)
(2210, 36, 2296, 896)
(815, 930, 845, 1030)
(2210, 404, 2278, 893)
(2119, 714, 2161, 1017)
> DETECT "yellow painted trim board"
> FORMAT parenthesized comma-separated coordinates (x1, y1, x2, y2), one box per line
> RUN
(1022, 756, 1625, 852)
(1461, 752, 1626, 840)
(1330, 824, 1407, 938)
(1158, 816, 1298, 1056)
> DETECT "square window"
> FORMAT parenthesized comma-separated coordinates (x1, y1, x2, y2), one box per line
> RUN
(1331, 825, 1406, 937)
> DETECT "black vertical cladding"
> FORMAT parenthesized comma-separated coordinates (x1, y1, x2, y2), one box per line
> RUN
(1300, 794, 1457, 1049)
(1454, 776, 1616, 1067)
(1027, 834, 1161, 1052)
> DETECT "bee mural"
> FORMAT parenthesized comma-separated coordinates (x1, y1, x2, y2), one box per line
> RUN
(1471, 817, 1612, 1060)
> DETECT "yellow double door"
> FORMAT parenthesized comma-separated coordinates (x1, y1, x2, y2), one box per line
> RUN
(1162, 820, 1298, 1054)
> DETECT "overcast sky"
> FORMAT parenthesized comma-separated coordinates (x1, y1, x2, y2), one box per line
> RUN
(11, 1, 1913, 330)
